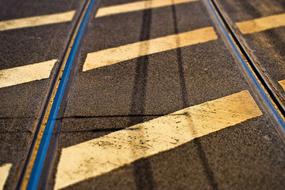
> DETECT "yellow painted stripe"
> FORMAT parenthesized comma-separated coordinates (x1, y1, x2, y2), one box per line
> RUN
(0, 11, 75, 32)
(0, 59, 56, 88)
(83, 27, 217, 71)
(237, 13, 285, 34)
(55, 90, 262, 189)
(96, 0, 197, 18)
(83, 12, 285, 72)
(279, 80, 285, 90)
(0, 163, 12, 190)
(0, 12, 282, 88)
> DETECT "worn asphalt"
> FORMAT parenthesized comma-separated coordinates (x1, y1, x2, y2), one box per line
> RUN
(0, 0, 285, 189)
(0, 0, 84, 189)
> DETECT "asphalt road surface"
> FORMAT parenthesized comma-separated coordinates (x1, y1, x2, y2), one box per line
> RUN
(0, 0, 85, 189)
(0, 0, 285, 190)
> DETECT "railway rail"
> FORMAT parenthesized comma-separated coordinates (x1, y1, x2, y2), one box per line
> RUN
(204, 0, 285, 137)
(0, 0, 285, 189)
(16, 0, 97, 189)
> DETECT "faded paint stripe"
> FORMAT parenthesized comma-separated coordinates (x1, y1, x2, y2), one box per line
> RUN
(84, 13, 285, 72)
(55, 90, 262, 189)
(279, 80, 285, 90)
(0, 11, 75, 31)
(96, 0, 198, 18)
(2, 13, 282, 87)
(0, 163, 12, 190)
(237, 13, 285, 34)
(83, 27, 217, 71)
(0, 59, 57, 88)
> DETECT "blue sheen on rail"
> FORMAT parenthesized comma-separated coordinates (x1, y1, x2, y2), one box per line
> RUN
(27, 0, 96, 189)
(206, 0, 285, 130)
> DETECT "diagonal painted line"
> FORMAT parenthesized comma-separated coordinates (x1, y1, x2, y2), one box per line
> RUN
(0, 0, 196, 32)
(96, 0, 198, 18)
(279, 80, 285, 90)
(237, 12, 285, 34)
(83, 27, 217, 71)
(0, 163, 12, 190)
(0, 11, 75, 32)
(0, 13, 284, 88)
(204, 0, 285, 134)
(55, 90, 262, 189)
(0, 60, 57, 88)
(83, 12, 285, 72)
(17, 1, 97, 189)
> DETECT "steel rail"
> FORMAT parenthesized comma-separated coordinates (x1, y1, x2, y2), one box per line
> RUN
(203, 0, 285, 138)
(16, 0, 97, 189)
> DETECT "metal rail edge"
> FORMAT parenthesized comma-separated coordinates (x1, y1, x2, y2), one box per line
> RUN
(203, 0, 285, 138)
(16, 0, 97, 189)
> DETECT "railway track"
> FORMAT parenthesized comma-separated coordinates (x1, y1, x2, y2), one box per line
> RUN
(16, 1, 98, 189)
(0, 0, 285, 189)
(204, 0, 285, 138)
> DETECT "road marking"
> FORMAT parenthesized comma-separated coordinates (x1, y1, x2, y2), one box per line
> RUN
(55, 90, 262, 189)
(0, 163, 12, 190)
(237, 13, 285, 34)
(0, 11, 75, 32)
(279, 80, 285, 90)
(83, 27, 217, 71)
(84, 12, 285, 72)
(1, 13, 283, 87)
(96, 0, 198, 18)
(0, 59, 56, 88)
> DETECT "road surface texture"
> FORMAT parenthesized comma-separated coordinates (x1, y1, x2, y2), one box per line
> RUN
(0, 0, 285, 190)
(0, 0, 85, 189)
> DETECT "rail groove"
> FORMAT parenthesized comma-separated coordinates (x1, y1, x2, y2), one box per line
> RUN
(203, 0, 285, 137)
(16, 0, 97, 189)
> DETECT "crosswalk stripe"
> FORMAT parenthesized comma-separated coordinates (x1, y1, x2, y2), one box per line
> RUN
(237, 13, 285, 34)
(83, 27, 217, 71)
(0, 10, 75, 32)
(55, 90, 262, 189)
(96, 0, 198, 18)
(0, 163, 12, 190)
(0, 59, 57, 88)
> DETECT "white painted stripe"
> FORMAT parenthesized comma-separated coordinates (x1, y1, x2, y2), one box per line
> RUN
(55, 90, 262, 189)
(0, 59, 57, 88)
(96, 0, 198, 18)
(83, 27, 217, 71)
(0, 163, 12, 190)
(237, 13, 285, 34)
(0, 11, 75, 31)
